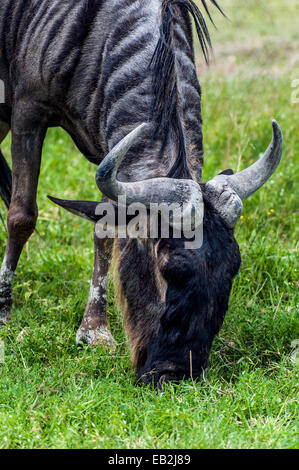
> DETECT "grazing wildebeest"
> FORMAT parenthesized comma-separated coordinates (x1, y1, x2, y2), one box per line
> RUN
(0, 0, 282, 387)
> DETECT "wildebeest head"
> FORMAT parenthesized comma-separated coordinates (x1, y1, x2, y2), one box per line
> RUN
(49, 120, 283, 388)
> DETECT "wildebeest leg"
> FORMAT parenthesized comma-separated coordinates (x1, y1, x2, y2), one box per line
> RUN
(0, 102, 46, 324)
(76, 234, 116, 350)
(0, 121, 12, 208)
(0, 121, 9, 142)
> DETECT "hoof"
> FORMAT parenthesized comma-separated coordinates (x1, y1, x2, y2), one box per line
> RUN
(76, 325, 117, 352)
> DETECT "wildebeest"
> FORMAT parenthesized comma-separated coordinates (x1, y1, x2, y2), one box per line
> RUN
(0, 0, 282, 387)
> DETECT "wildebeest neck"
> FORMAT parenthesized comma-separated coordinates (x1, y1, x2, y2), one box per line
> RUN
(69, 0, 205, 183)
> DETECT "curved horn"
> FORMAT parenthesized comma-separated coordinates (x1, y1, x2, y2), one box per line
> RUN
(96, 124, 203, 222)
(210, 120, 283, 200)
(96, 123, 148, 201)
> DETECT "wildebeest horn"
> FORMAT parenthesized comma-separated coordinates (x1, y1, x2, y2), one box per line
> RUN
(209, 120, 283, 200)
(96, 124, 203, 226)
(96, 123, 148, 201)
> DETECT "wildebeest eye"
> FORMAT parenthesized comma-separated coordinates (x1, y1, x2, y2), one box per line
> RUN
(219, 169, 234, 176)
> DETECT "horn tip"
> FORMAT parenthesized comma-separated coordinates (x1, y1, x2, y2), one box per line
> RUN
(271, 118, 282, 132)
(271, 119, 283, 143)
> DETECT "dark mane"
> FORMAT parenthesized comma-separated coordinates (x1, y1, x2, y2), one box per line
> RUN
(150, 0, 225, 178)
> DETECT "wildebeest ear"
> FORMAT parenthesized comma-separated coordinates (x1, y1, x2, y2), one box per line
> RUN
(47, 195, 103, 222)
(48, 195, 143, 226)
(219, 169, 234, 176)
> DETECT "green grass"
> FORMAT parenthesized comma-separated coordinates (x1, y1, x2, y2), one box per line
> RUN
(0, 0, 298, 449)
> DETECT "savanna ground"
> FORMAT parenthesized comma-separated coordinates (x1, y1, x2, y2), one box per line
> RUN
(0, 0, 298, 449)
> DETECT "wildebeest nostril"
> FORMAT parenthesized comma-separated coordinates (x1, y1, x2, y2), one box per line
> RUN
(157, 371, 179, 390)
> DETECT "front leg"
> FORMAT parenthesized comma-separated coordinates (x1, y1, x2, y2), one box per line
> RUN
(0, 102, 45, 325)
(76, 234, 116, 350)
